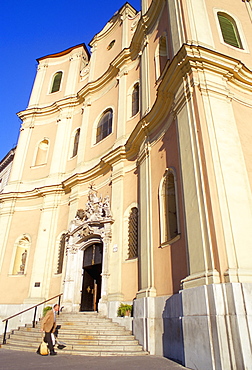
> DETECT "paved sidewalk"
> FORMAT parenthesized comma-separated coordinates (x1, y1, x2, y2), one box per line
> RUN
(0, 349, 191, 370)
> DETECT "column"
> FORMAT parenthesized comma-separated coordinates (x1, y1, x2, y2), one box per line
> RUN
(88, 43, 97, 82)
(0, 199, 15, 272)
(65, 51, 82, 96)
(28, 62, 48, 107)
(77, 100, 91, 167)
(8, 121, 33, 187)
(137, 142, 156, 298)
(108, 161, 125, 302)
(140, 37, 150, 116)
(99, 221, 113, 316)
(184, 0, 214, 47)
(116, 68, 128, 143)
(49, 113, 72, 176)
(243, 0, 252, 23)
(26, 193, 60, 302)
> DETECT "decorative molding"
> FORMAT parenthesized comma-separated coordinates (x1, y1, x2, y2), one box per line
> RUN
(66, 186, 112, 254)
(37, 63, 48, 71)
(69, 52, 82, 61)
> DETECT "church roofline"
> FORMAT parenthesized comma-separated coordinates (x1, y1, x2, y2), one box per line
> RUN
(89, 2, 139, 47)
(36, 43, 90, 62)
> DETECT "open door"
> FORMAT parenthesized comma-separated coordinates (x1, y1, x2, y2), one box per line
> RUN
(80, 243, 102, 311)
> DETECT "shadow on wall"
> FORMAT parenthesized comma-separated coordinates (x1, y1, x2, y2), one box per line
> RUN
(162, 293, 185, 365)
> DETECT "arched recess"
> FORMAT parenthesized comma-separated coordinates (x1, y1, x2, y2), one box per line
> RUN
(131, 83, 140, 117)
(159, 168, 180, 246)
(34, 138, 49, 166)
(12, 234, 31, 275)
(127, 82, 140, 120)
(155, 34, 169, 80)
(71, 128, 81, 158)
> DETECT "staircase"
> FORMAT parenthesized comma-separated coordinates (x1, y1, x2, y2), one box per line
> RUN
(2, 312, 148, 356)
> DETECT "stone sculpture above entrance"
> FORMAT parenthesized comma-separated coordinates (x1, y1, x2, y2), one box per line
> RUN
(62, 186, 113, 314)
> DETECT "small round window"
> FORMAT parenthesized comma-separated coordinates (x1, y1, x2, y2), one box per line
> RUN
(107, 40, 115, 50)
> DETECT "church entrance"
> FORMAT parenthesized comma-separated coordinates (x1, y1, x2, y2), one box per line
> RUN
(80, 243, 103, 311)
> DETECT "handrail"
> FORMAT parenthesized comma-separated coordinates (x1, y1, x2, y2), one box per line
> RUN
(2, 293, 62, 345)
(2, 293, 62, 322)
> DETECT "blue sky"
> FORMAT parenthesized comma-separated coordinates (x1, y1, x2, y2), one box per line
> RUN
(0, 0, 140, 161)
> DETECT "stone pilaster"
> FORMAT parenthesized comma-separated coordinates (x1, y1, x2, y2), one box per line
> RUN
(28, 62, 48, 107)
(137, 142, 156, 298)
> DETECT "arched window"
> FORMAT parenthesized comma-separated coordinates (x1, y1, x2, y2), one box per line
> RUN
(56, 233, 66, 274)
(12, 235, 31, 275)
(50, 71, 63, 93)
(132, 83, 140, 117)
(155, 35, 168, 80)
(35, 139, 49, 166)
(128, 207, 138, 259)
(72, 128, 80, 157)
(217, 12, 243, 49)
(96, 109, 113, 143)
(159, 169, 179, 245)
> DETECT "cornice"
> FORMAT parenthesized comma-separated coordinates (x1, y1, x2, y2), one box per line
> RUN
(77, 64, 118, 100)
(0, 183, 64, 202)
(126, 43, 252, 156)
(89, 3, 138, 46)
(62, 160, 111, 190)
(18, 50, 133, 120)
(17, 96, 80, 120)
(171, 44, 252, 94)
(62, 146, 128, 190)
(8, 44, 252, 197)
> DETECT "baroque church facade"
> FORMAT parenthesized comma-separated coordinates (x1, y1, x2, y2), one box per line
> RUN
(1, 1, 252, 368)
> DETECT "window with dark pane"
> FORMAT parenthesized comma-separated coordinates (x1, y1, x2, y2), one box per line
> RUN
(218, 13, 243, 49)
(51, 71, 63, 93)
(96, 109, 113, 143)
(128, 207, 138, 259)
(72, 128, 80, 157)
(57, 233, 66, 274)
(132, 83, 139, 116)
(164, 171, 178, 241)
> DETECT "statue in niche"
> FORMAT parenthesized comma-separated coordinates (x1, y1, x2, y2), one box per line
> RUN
(19, 250, 27, 274)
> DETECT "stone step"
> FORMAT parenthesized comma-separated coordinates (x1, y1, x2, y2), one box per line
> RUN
(7, 337, 142, 349)
(16, 326, 132, 335)
(11, 331, 136, 341)
(56, 322, 121, 328)
(56, 317, 113, 323)
(3, 343, 148, 356)
(3, 312, 147, 356)
(8, 335, 139, 346)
